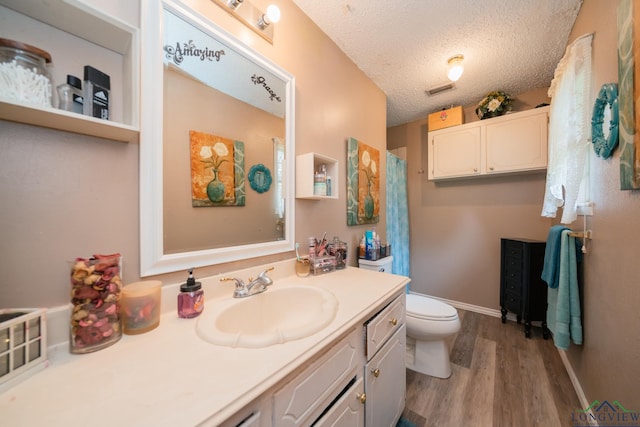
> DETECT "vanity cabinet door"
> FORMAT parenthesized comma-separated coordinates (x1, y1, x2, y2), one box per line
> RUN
(313, 377, 365, 427)
(428, 125, 482, 180)
(272, 327, 363, 426)
(365, 325, 406, 427)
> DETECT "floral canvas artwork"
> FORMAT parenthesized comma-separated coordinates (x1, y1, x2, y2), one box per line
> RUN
(347, 137, 380, 225)
(190, 130, 245, 206)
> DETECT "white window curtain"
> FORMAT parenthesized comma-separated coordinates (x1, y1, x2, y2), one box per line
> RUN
(273, 137, 285, 218)
(541, 33, 593, 224)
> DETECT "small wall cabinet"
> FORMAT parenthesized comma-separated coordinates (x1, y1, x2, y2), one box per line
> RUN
(0, 0, 139, 143)
(428, 106, 549, 180)
(296, 152, 339, 199)
(500, 238, 550, 339)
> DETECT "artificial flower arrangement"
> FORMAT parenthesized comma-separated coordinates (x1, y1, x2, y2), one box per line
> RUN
(475, 90, 513, 119)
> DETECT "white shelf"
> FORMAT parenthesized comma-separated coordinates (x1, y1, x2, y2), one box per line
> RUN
(0, 99, 138, 143)
(296, 152, 339, 199)
(0, 0, 139, 143)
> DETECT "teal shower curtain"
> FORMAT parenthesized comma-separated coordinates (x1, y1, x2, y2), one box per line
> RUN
(386, 151, 410, 278)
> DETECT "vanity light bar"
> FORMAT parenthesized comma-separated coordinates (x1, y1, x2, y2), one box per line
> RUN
(211, 0, 280, 44)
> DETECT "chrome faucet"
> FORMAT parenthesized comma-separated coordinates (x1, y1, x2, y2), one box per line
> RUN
(220, 267, 274, 298)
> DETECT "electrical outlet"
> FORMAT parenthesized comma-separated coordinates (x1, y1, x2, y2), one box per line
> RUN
(576, 202, 594, 216)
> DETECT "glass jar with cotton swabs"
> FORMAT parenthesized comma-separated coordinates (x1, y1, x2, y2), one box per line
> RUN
(0, 38, 53, 108)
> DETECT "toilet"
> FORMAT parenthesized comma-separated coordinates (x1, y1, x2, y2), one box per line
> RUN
(405, 293, 460, 379)
(359, 256, 461, 379)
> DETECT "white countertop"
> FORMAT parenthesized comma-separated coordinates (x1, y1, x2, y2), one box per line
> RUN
(0, 260, 409, 426)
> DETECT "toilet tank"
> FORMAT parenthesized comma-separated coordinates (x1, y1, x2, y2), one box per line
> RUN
(358, 256, 393, 274)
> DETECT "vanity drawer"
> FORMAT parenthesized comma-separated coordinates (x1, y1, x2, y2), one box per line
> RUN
(365, 294, 405, 360)
(272, 327, 362, 426)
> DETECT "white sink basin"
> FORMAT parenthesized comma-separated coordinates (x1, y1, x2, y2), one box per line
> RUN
(196, 285, 339, 348)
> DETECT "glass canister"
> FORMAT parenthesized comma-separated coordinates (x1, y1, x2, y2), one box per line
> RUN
(0, 38, 53, 108)
(331, 236, 348, 270)
(69, 253, 122, 354)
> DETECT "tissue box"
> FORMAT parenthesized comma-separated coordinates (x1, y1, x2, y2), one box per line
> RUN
(0, 308, 47, 392)
(428, 106, 463, 131)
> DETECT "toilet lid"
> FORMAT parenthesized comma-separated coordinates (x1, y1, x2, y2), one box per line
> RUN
(406, 294, 458, 320)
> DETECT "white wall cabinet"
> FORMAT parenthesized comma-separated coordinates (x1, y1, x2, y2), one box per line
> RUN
(428, 106, 549, 180)
(296, 152, 339, 199)
(0, 0, 139, 143)
(429, 126, 482, 179)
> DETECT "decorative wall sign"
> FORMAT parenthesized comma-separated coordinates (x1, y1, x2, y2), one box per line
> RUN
(190, 130, 245, 206)
(347, 137, 380, 225)
(248, 164, 272, 193)
(591, 83, 619, 159)
(617, 0, 640, 189)
(251, 75, 282, 103)
(163, 8, 285, 118)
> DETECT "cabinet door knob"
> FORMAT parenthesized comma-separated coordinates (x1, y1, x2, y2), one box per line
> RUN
(389, 318, 398, 326)
(371, 368, 380, 377)
(473, 168, 478, 172)
(357, 392, 367, 404)
(489, 166, 494, 171)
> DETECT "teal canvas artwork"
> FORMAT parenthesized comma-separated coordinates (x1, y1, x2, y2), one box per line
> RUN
(347, 137, 380, 225)
(617, 0, 640, 189)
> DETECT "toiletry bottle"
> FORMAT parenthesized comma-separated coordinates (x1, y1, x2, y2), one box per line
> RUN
(57, 74, 83, 114)
(83, 65, 110, 120)
(178, 269, 204, 319)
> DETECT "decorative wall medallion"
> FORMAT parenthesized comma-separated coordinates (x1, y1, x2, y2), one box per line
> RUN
(248, 164, 272, 193)
(591, 83, 619, 159)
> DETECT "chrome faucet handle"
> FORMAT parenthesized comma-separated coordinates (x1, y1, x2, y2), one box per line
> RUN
(257, 267, 275, 286)
(220, 277, 248, 298)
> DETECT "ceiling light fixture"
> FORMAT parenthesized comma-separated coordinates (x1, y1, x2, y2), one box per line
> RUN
(447, 55, 464, 82)
(211, 0, 281, 44)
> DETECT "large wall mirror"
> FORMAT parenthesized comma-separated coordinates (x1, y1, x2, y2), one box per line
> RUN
(140, 0, 295, 276)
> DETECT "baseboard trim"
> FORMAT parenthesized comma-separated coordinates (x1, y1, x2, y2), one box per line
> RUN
(557, 348, 595, 424)
(409, 292, 592, 421)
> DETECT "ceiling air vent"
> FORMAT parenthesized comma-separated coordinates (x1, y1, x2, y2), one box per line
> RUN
(426, 82, 456, 96)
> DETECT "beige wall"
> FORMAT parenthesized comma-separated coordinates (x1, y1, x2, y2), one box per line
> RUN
(387, 88, 553, 310)
(163, 69, 285, 252)
(388, 0, 640, 410)
(0, 0, 386, 307)
(564, 0, 640, 410)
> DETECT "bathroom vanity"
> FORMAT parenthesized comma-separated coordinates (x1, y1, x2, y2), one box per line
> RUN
(0, 260, 409, 426)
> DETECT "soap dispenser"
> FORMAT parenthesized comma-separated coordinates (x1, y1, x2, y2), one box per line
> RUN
(178, 269, 204, 319)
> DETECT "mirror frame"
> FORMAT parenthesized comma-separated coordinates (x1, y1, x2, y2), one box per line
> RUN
(140, 0, 295, 276)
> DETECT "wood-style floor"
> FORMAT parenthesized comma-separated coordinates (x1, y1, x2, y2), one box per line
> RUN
(401, 309, 581, 427)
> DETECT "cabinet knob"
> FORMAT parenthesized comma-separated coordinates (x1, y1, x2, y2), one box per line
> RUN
(473, 168, 478, 172)
(357, 392, 367, 404)
(489, 166, 495, 171)
(389, 318, 398, 326)
(371, 368, 380, 378)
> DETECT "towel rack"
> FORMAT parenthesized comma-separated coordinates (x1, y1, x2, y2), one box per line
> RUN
(568, 229, 592, 239)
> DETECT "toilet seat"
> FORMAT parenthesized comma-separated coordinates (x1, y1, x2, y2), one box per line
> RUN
(406, 294, 458, 321)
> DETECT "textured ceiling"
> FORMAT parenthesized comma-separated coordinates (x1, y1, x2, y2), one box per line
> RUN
(291, 0, 582, 127)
